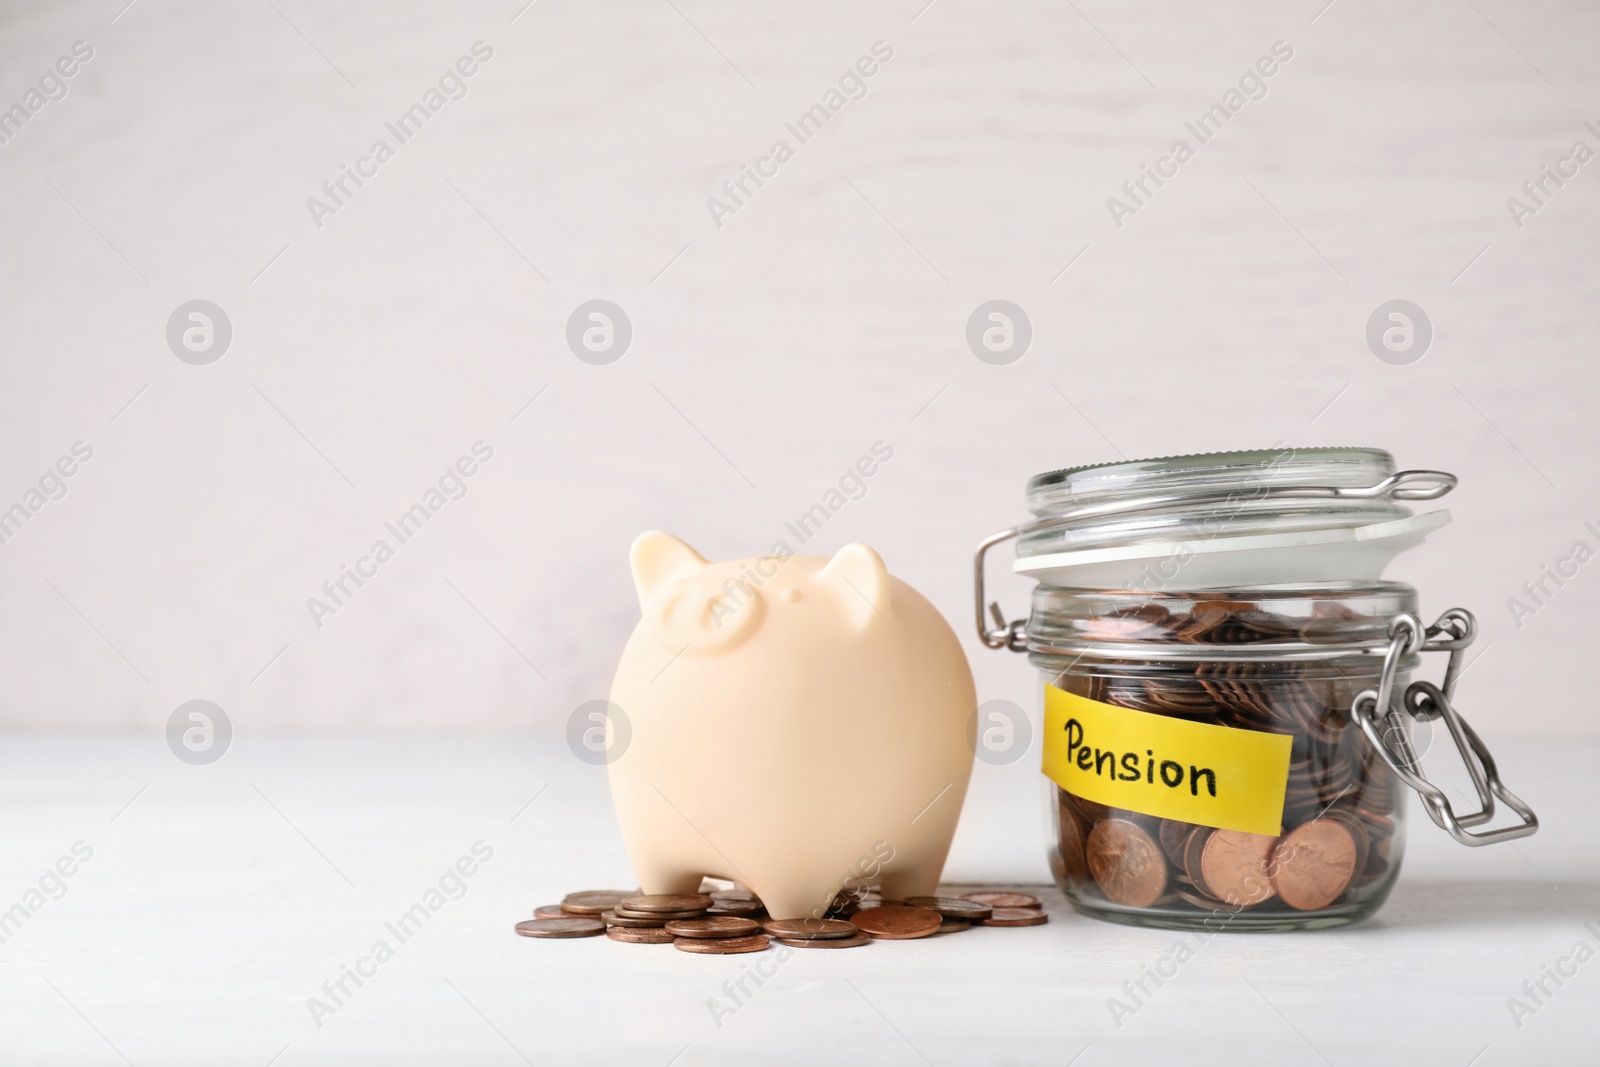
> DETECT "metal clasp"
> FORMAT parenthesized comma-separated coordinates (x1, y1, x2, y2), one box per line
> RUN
(975, 527, 1027, 651)
(1350, 609, 1538, 846)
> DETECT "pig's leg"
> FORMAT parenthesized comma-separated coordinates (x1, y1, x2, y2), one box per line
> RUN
(756, 875, 848, 923)
(631, 854, 706, 897)
(877, 842, 945, 903)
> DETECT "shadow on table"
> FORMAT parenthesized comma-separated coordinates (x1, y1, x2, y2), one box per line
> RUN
(1357, 878, 1600, 932)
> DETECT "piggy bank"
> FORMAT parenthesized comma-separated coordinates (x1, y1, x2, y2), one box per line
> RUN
(606, 532, 977, 921)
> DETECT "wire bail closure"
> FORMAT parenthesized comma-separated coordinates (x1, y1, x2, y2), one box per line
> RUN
(975, 527, 1026, 651)
(1350, 609, 1539, 846)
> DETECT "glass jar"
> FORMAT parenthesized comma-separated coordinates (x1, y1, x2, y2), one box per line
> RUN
(1033, 583, 1414, 931)
(976, 449, 1538, 932)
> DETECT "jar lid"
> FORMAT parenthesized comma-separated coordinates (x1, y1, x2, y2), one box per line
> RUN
(1011, 447, 1455, 589)
(1027, 446, 1392, 504)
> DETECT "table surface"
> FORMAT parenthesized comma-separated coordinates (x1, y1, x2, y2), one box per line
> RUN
(1, 737, 1595, 1066)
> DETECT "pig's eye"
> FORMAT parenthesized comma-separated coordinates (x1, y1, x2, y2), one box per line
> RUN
(655, 575, 763, 654)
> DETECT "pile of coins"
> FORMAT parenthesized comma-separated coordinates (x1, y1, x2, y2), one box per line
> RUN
(516, 886, 1049, 951)
(1053, 599, 1399, 917)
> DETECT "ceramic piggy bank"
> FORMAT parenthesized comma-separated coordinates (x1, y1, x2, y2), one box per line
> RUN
(607, 532, 977, 920)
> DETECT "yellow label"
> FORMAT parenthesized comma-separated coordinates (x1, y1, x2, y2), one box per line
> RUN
(1042, 684, 1292, 836)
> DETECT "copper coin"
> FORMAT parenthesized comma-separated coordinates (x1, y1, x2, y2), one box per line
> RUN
(621, 894, 715, 913)
(710, 889, 758, 903)
(762, 918, 858, 940)
(936, 918, 971, 934)
(1354, 856, 1390, 886)
(903, 896, 993, 921)
(1324, 810, 1372, 877)
(560, 890, 635, 915)
(600, 910, 668, 928)
(707, 899, 763, 917)
(960, 891, 1041, 909)
(1087, 819, 1168, 908)
(664, 917, 762, 939)
(1063, 793, 1110, 825)
(1057, 794, 1091, 882)
(851, 905, 943, 940)
(514, 918, 605, 939)
(606, 925, 675, 944)
(1157, 819, 1195, 866)
(1272, 819, 1358, 911)
(1198, 829, 1278, 907)
(673, 934, 770, 954)
(978, 907, 1048, 927)
(1181, 826, 1215, 895)
(1357, 811, 1396, 833)
(612, 906, 705, 920)
(1176, 888, 1226, 910)
(775, 932, 874, 949)
(534, 904, 568, 919)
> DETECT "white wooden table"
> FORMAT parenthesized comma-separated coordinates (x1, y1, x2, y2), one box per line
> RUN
(0, 737, 1594, 1066)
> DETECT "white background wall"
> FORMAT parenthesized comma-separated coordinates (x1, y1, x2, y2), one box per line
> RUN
(1, 0, 1596, 749)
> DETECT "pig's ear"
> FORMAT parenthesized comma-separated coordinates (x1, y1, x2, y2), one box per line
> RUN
(630, 532, 708, 608)
(817, 543, 890, 628)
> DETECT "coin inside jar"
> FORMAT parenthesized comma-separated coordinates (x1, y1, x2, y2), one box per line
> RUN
(1181, 827, 1217, 898)
(1157, 819, 1195, 866)
(1087, 819, 1168, 908)
(902, 896, 993, 921)
(664, 917, 762, 939)
(1271, 819, 1359, 910)
(514, 917, 606, 939)
(851, 905, 944, 940)
(1176, 888, 1225, 910)
(1198, 829, 1278, 907)
(1324, 809, 1372, 877)
(761, 918, 858, 940)
(1058, 793, 1093, 881)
